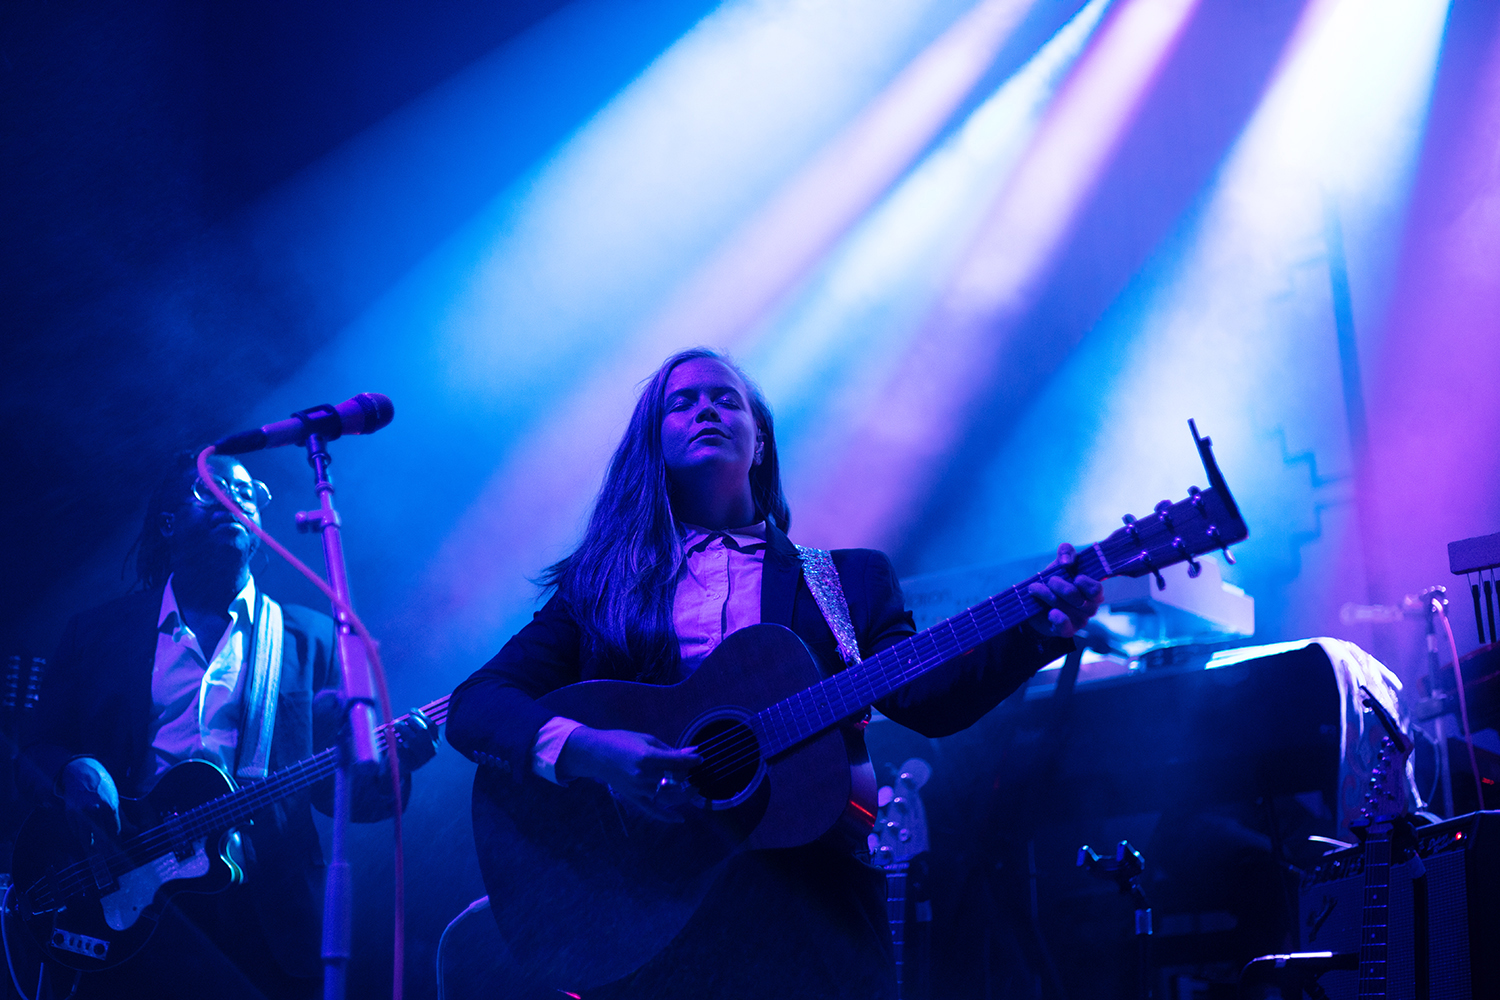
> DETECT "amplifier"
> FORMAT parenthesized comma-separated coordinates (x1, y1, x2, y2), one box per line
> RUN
(1298, 811, 1500, 1000)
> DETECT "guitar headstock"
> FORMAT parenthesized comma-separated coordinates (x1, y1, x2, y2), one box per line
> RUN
(1078, 422, 1249, 589)
(869, 758, 932, 868)
(1357, 685, 1413, 824)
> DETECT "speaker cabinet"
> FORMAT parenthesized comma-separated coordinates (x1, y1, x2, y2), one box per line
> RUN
(1298, 811, 1500, 1000)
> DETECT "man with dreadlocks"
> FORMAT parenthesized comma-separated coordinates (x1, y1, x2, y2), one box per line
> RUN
(20, 451, 438, 999)
(447, 349, 1103, 1000)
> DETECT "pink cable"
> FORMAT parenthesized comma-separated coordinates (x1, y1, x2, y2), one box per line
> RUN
(1434, 598, 1484, 812)
(196, 446, 406, 1000)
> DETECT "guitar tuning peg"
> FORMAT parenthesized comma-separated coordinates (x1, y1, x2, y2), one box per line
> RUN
(1154, 500, 1172, 514)
(1187, 485, 1201, 496)
(1152, 568, 1166, 591)
(1122, 513, 1137, 525)
(1173, 538, 1201, 578)
(1206, 524, 1238, 564)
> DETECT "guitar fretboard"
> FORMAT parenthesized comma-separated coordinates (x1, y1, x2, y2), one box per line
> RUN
(753, 551, 1104, 757)
(1357, 825, 1392, 998)
(885, 865, 910, 999)
(751, 483, 1242, 755)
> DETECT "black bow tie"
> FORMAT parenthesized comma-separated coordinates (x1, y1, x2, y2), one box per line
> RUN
(685, 531, 768, 556)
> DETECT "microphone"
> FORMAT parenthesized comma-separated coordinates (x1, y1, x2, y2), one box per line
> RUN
(214, 393, 395, 454)
(1339, 588, 1447, 626)
(1340, 603, 1408, 625)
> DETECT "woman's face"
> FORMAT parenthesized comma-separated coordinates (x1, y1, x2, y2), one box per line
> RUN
(659, 358, 762, 487)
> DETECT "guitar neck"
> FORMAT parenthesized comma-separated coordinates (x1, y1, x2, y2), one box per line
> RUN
(885, 866, 910, 999)
(755, 480, 1243, 756)
(130, 695, 449, 855)
(755, 550, 1103, 757)
(1357, 824, 1393, 998)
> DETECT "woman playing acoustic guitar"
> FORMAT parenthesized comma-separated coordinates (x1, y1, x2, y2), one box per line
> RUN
(447, 348, 1101, 1000)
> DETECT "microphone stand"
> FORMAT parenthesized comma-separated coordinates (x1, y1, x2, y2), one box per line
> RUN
(295, 432, 382, 1000)
(1420, 588, 1454, 817)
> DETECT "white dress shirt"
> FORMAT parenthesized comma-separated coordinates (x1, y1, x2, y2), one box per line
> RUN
(150, 575, 258, 778)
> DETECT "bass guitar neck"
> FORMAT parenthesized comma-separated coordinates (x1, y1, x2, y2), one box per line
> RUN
(9, 694, 448, 971)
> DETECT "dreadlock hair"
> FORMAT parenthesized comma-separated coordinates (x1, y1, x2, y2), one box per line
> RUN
(128, 450, 202, 590)
(541, 348, 790, 682)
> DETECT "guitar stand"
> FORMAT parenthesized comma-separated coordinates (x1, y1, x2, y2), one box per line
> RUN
(1077, 841, 1152, 1000)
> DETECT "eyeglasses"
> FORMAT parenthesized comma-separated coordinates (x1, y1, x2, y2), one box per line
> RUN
(192, 475, 272, 511)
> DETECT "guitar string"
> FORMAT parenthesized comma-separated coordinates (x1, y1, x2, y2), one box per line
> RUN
(33, 699, 449, 904)
(42, 732, 399, 901)
(681, 502, 1218, 786)
(685, 579, 1047, 784)
(690, 525, 1123, 771)
(131, 699, 451, 863)
(689, 569, 1054, 781)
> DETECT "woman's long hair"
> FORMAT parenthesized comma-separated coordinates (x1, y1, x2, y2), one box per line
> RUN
(543, 348, 789, 681)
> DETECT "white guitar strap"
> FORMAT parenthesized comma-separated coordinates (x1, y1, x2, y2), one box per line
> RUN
(795, 546, 862, 668)
(236, 592, 283, 779)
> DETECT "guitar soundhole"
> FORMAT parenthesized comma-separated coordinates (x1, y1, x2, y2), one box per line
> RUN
(687, 718, 761, 805)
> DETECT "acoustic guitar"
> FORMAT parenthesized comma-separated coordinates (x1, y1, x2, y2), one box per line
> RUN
(471, 422, 1248, 990)
(7, 695, 448, 971)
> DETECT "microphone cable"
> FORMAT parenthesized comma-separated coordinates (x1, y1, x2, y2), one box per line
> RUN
(1432, 597, 1485, 812)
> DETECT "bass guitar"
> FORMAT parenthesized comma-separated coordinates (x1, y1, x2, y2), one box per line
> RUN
(471, 422, 1248, 991)
(871, 758, 933, 1000)
(7, 695, 449, 971)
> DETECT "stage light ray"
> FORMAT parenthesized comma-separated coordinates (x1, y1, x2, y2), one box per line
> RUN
(643, 0, 1043, 351)
(238, 0, 720, 335)
(791, 0, 1202, 552)
(265, 0, 995, 662)
(937, 0, 1450, 634)
(437, 0, 984, 402)
(1352, 21, 1500, 640)
(739, 0, 1114, 453)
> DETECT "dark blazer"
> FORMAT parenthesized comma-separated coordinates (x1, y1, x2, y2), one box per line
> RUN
(21, 586, 344, 979)
(447, 523, 1073, 777)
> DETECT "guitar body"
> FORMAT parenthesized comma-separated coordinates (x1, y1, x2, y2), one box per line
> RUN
(473, 623, 873, 991)
(10, 759, 242, 971)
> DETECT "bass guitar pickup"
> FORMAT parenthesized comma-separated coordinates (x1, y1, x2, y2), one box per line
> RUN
(50, 925, 109, 961)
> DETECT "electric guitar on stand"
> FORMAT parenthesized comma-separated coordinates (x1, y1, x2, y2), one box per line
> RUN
(1351, 687, 1415, 1000)
(1239, 689, 1416, 1000)
(471, 422, 1250, 990)
(5, 696, 448, 972)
